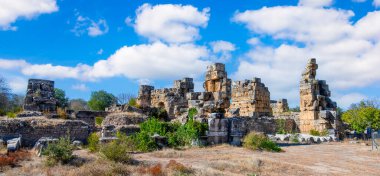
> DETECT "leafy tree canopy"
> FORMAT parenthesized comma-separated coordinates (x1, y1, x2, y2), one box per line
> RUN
(342, 99, 380, 133)
(54, 88, 69, 108)
(87, 90, 116, 111)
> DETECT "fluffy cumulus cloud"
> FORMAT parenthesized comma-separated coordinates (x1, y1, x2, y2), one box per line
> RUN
(209, 40, 236, 62)
(298, 0, 333, 7)
(0, 4, 214, 87)
(232, 1, 380, 108)
(0, 0, 58, 30)
(0, 42, 211, 82)
(132, 3, 210, 43)
(71, 13, 109, 37)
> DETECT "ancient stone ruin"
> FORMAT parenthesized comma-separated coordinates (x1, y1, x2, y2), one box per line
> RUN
(137, 78, 194, 118)
(229, 78, 271, 117)
(271, 99, 289, 115)
(0, 58, 341, 151)
(299, 58, 338, 133)
(23, 79, 57, 112)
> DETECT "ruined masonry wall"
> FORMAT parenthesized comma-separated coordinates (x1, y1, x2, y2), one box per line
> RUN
(138, 78, 194, 118)
(24, 79, 57, 112)
(299, 58, 338, 133)
(230, 78, 271, 117)
(0, 118, 90, 147)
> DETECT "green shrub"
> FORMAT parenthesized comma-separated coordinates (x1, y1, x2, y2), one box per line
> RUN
(6, 112, 16, 118)
(275, 119, 286, 134)
(320, 129, 329, 136)
(243, 132, 281, 152)
(128, 98, 137, 107)
(100, 141, 131, 163)
(95, 117, 104, 126)
(131, 118, 166, 151)
(309, 129, 321, 136)
(188, 108, 198, 120)
(100, 133, 134, 163)
(169, 119, 208, 147)
(42, 137, 74, 166)
(87, 133, 100, 152)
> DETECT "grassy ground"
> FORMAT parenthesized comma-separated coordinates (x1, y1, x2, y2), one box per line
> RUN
(1, 142, 379, 176)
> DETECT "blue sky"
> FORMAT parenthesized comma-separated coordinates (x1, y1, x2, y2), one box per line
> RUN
(0, 0, 380, 109)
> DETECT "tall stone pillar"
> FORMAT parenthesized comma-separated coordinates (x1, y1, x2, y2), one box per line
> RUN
(299, 58, 338, 133)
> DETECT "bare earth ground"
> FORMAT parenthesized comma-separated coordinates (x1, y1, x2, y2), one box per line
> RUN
(1, 142, 380, 176)
(134, 142, 380, 176)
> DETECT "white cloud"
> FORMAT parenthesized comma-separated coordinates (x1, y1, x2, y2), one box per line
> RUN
(86, 42, 210, 80)
(298, 0, 333, 7)
(7, 76, 27, 94)
(247, 38, 261, 45)
(334, 93, 367, 109)
(232, 4, 380, 107)
(71, 14, 109, 37)
(133, 3, 210, 43)
(0, 59, 28, 69)
(0, 0, 58, 30)
(209, 40, 236, 62)
(0, 42, 211, 82)
(71, 83, 88, 91)
(233, 6, 354, 43)
(374, 0, 380, 7)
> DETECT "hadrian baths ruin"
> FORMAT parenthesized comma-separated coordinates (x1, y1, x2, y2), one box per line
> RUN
(0, 58, 342, 153)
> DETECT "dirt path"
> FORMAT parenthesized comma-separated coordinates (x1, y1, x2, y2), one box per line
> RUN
(133, 142, 380, 176)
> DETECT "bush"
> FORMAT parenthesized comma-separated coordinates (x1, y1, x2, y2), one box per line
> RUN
(100, 133, 133, 163)
(95, 117, 104, 126)
(42, 137, 74, 166)
(128, 98, 137, 107)
(0, 150, 30, 167)
(166, 160, 193, 174)
(87, 133, 100, 152)
(173, 120, 208, 146)
(57, 107, 67, 119)
(309, 129, 321, 136)
(134, 117, 167, 151)
(243, 132, 281, 152)
(275, 119, 286, 134)
(188, 108, 198, 120)
(320, 129, 329, 136)
(6, 112, 16, 118)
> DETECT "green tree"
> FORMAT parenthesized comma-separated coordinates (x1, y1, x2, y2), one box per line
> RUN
(87, 90, 116, 111)
(342, 99, 380, 133)
(54, 88, 68, 108)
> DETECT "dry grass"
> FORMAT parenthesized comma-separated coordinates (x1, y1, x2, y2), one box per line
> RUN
(2, 142, 380, 176)
(0, 150, 31, 171)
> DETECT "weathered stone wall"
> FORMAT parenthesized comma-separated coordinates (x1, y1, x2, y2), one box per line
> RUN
(203, 63, 231, 112)
(73, 111, 108, 129)
(271, 99, 289, 115)
(0, 117, 90, 146)
(137, 85, 154, 108)
(188, 63, 232, 117)
(207, 113, 277, 145)
(137, 78, 194, 118)
(23, 79, 57, 112)
(229, 78, 271, 117)
(299, 58, 338, 133)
